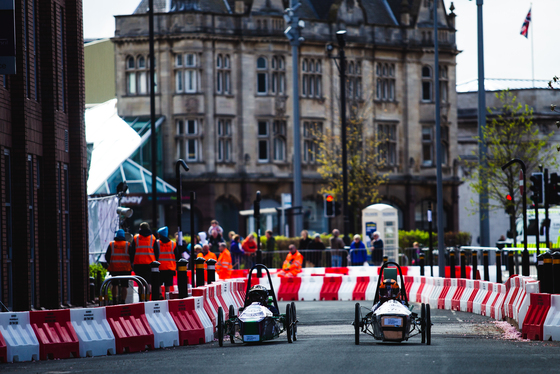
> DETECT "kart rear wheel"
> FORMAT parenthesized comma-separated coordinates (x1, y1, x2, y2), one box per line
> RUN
(421, 303, 426, 344)
(286, 304, 293, 343)
(426, 304, 432, 346)
(291, 302, 298, 342)
(354, 303, 360, 345)
(218, 307, 224, 347)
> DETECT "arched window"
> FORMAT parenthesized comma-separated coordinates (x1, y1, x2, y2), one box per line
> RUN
(376, 63, 395, 101)
(216, 54, 231, 94)
(302, 58, 322, 98)
(175, 53, 198, 93)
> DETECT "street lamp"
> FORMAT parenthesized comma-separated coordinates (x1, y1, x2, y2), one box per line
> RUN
(284, 1, 304, 236)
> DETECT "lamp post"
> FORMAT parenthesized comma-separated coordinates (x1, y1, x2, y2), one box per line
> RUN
(149, 0, 158, 228)
(283, 1, 304, 236)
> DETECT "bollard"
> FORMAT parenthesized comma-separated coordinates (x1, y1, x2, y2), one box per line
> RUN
(89, 277, 96, 303)
(552, 252, 560, 294)
(483, 250, 489, 282)
(383, 255, 388, 265)
(543, 251, 553, 294)
(176, 258, 188, 299)
(495, 250, 502, 284)
(96, 270, 102, 298)
(460, 250, 466, 279)
(472, 250, 478, 280)
(449, 250, 456, 279)
(537, 253, 544, 285)
(419, 252, 425, 276)
(522, 248, 530, 276)
(151, 261, 162, 301)
(206, 258, 217, 284)
(508, 250, 515, 276)
(195, 256, 206, 287)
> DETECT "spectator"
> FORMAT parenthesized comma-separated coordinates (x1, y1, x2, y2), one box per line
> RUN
(329, 229, 345, 268)
(264, 230, 275, 268)
(350, 234, 367, 265)
(228, 231, 237, 242)
(216, 242, 233, 279)
(106, 229, 133, 304)
(307, 233, 326, 267)
(371, 232, 384, 265)
(208, 219, 224, 237)
(131, 222, 159, 297)
(197, 243, 218, 268)
(157, 226, 180, 296)
(298, 230, 312, 251)
(412, 241, 421, 265)
(208, 229, 222, 253)
(277, 245, 303, 277)
(242, 234, 258, 267)
(230, 235, 244, 269)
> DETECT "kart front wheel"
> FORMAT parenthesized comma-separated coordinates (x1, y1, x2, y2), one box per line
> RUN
(426, 304, 432, 345)
(218, 307, 224, 347)
(291, 302, 298, 342)
(286, 304, 293, 343)
(354, 303, 360, 345)
(229, 305, 235, 319)
(421, 303, 426, 344)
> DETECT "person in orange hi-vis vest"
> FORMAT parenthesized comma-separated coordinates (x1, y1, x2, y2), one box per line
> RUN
(278, 244, 304, 277)
(197, 243, 218, 268)
(106, 229, 133, 304)
(157, 226, 180, 296)
(216, 242, 233, 279)
(132, 222, 159, 296)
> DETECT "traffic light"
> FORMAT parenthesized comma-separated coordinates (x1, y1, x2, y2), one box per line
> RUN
(505, 194, 515, 215)
(549, 172, 560, 205)
(324, 194, 335, 217)
(529, 172, 544, 205)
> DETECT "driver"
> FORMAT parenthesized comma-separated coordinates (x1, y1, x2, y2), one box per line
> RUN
(247, 285, 279, 315)
(372, 279, 403, 312)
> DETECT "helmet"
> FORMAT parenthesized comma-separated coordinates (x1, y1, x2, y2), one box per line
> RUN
(248, 284, 269, 304)
(379, 279, 400, 301)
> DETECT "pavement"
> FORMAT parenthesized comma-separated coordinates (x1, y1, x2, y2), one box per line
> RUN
(2, 300, 559, 374)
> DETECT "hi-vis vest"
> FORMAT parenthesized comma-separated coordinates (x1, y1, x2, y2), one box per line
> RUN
(216, 249, 233, 279)
(133, 234, 156, 265)
(158, 240, 177, 271)
(107, 241, 131, 272)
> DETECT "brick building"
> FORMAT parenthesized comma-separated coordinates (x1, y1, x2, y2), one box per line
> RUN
(0, 0, 88, 311)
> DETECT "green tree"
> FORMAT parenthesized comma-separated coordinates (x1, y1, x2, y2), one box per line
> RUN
(465, 90, 556, 220)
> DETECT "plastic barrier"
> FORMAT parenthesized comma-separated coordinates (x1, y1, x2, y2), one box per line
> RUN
(70, 308, 115, 357)
(473, 281, 492, 315)
(168, 298, 205, 346)
(144, 300, 180, 348)
(193, 296, 213, 343)
(502, 276, 520, 319)
(508, 277, 523, 319)
(491, 284, 507, 320)
(30, 309, 80, 360)
(403, 276, 414, 300)
(466, 280, 480, 313)
(543, 294, 560, 341)
(421, 277, 435, 305)
(105, 303, 154, 354)
(415, 277, 426, 303)
(299, 276, 324, 301)
(337, 276, 356, 301)
(278, 277, 302, 301)
(364, 275, 380, 300)
(428, 278, 444, 308)
(482, 283, 499, 317)
(220, 281, 239, 315)
(0, 332, 5, 363)
(326, 267, 349, 275)
(438, 278, 452, 310)
(213, 283, 230, 319)
(444, 278, 458, 310)
(408, 276, 421, 303)
(192, 286, 217, 332)
(352, 276, 371, 301)
(522, 293, 551, 340)
(320, 276, 343, 300)
(226, 280, 243, 309)
(377, 266, 408, 276)
(451, 279, 466, 311)
(0, 311, 39, 363)
(518, 280, 540, 327)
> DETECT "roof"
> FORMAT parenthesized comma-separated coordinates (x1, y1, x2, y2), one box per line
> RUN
(134, 0, 231, 14)
(457, 79, 552, 93)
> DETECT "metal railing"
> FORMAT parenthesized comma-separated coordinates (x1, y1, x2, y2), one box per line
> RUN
(99, 275, 149, 306)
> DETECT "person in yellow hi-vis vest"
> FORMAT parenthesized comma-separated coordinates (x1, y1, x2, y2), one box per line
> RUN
(216, 242, 233, 279)
(278, 244, 303, 277)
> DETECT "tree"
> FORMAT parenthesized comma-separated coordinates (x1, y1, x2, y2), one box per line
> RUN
(313, 97, 387, 232)
(465, 90, 556, 229)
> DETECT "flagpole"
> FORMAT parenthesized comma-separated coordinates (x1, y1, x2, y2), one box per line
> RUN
(531, 3, 534, 87)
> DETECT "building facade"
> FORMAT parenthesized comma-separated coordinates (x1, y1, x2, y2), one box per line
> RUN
(113, 0, 461, 237)
(0, 0, 88, 310)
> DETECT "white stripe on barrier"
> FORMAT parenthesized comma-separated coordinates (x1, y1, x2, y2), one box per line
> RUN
(428, 278, 443, 308)
(193, 296, 214, 343)
(145, 300, 180, 348)
(337, 275, 356, 301)
(70, 307, 116, 357)
(0, 311, 39, 363)
(444, 278, 458, 310)
(544, 294, 560, 341)
(365, 275, 380, 300)
(512, 278, 528, 322)
(473, 281, 491, 315)
(460, 280, 476, 312)
(219, 281, 238, 315)
(492, 284, 507, 320)
(408, 276, 421, 303)
(299, 276, 324, 301)
(518, 281, 540, 328)
(421, 277, 434, 305)
(483, 283, 499, 317)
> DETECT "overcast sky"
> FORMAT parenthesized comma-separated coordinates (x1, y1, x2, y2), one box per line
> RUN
(83, 0, 560, 84)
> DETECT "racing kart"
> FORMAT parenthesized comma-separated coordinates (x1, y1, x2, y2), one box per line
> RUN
(353, 261, 432, 345)
(217, 264, 298, 345)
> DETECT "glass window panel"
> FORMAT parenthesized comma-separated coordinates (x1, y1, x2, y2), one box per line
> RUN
(217, 71, 222, 92)
(138, 56, 145, 68)
(224, 55, 230, 68)
(422, 66, 431, 77)
(316, 78, 321, 97)
(217, 54, 222, 68)
(257, 57, 267, 69)
(187, 139, 197, 160)
(186, 54, 195, 67)
(422, 81, 432, 101)
(176, 54, 182, 67)
(225, 71, 231, 93)
(127, 72, 136, 94)
(176, 120, 184, 135)
(259, 140, 268, 161)
(258, 121, 268, 136)
(257, 73, 267, 93)
(175, 71, 183, 92)
(187, 120, 197, 134)
(127, 56, 135, 69)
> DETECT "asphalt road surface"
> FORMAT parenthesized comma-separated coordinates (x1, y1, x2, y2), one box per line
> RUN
(3, 301, 560, 374)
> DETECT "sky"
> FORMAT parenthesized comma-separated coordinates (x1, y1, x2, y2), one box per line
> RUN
(83, 0, 560, 85)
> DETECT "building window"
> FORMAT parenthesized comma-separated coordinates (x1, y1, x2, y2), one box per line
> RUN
(257, 57, 268, 94)
(217, 118, 232, 162)
(422, 65, 432, 102)
(348, 61, 362, 100)
(176, 118, 201, 161)
(258, 120, 269, 161)
(422, 127, 433, 166)
(378, 124, 397, 166)
(303, 121, 322, 163)
(216, 54, 231, 94)
(376, 63, 395, 101)
(440, 65, 448, 103)
(126, 54, 155, 96)
(441, 124, 449, 165)
(302, 58, 322, 98)
(273, 120, 286, 161)
(126, 56, 136, 95)
(175, 53, 198, 93)
(271, 56, 285, 95)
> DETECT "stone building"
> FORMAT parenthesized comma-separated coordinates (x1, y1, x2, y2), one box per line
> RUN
(0, 0, 88, 310)
(112, 0, 461, 237)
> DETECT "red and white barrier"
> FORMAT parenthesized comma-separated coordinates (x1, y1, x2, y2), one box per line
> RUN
(517, 280, 540, 327)
(473, 281, 492, 315)
(299, 276, 324, 301)
(320, 276, 343, 301)
(451, 279, 466, 311)
(144, 301, 180, 348)
(193, 296, 214, 343)
(460, 280, 476, 312)
(0, 312, 39, 363)
(106, 303, 154, 354)
(70, 307, 115, 357)
(443, 278, 458, 310)
(428, 278, 444, 308)
(543, 294, 560, 341)
(30, 310, 80, 360)
(491, 283, 507, 320)
(337, 275, 357, 301)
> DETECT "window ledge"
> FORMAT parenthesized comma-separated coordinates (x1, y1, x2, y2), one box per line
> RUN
(374, 99, 398, 104)
(175, 92, 202, 95)
(216, 93, 234, 98)
(255, 93, 288, 98)
(123, 93, 160, 98)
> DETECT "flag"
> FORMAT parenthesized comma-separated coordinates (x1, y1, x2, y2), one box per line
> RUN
(520, 7, 531, 38)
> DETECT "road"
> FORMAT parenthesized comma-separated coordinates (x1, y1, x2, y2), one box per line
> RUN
(2, 301, 560, 374)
